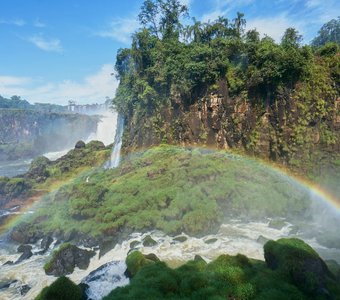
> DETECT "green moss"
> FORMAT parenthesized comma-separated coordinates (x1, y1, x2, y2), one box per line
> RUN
(35, 276, 83, 300)
(126, 251, 156, 277)
(103, 238, 340, 299)
(43, 243, 73, 274)
(18, 145, 315, 241)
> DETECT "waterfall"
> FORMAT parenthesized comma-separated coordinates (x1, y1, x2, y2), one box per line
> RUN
(109, 114, 124, 168)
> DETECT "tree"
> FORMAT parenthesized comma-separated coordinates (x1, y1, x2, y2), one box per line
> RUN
(312, 17, 340, 47)
(281, 28, 302, 48)
(138, 0, 188, 40)
(233, 12, 246, 37)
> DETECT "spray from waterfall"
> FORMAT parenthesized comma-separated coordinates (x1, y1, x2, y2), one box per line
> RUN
(109, 114, 124, 168)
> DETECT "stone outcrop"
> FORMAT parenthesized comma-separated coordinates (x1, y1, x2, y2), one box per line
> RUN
(44, 243, 95, 276)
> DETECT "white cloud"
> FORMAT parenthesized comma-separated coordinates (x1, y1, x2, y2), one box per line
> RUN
(96, 18, 139, 44)
(247, 14, 304, 42)
(0, 76, 32, 86)
(0, 64, 119, 105)
(201, 0, 254, 22)
(34, 19, 46, 28)
(0, 18, 25, 26)
(27, 35, 63, 52)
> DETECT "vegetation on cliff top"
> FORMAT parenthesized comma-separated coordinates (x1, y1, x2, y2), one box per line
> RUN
(113, 0, 339, 168)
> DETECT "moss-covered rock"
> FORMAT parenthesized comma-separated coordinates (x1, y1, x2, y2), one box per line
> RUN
(142, 235, 157, 247)
(35, 276, 83, 300)
(44, 243, 95, 276)
(264, 238, 334, 295)
(125, 251, 157, 278)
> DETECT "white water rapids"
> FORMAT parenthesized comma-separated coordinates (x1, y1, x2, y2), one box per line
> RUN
(0, 219, 339, 300)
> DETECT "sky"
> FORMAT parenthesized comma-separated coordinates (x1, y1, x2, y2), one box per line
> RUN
(0, 0, 339, 105)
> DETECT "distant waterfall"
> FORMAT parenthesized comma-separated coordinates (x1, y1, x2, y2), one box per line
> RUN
(109, 114, 124, 168)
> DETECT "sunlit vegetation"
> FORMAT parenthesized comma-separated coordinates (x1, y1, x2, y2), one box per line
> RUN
(69, 238, 340, 300)
(0, 141, 111, 217)
(21, 145, 314, 240)
(106, 240, 339, 299)
(113, 0, 339, 171)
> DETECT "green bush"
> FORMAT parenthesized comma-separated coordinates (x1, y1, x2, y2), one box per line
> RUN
(35, 276, 83, 300)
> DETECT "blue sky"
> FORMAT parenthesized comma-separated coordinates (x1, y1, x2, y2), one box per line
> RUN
(0, 0, 339, 105)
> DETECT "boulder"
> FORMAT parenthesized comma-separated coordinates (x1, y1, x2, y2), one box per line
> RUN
(264, 238, 334, 295)
(142, 235, 157, 247)
(17, 244, 32, 253)
(130, 240, 140, 249)
(35, 276, 83, 300)
(125, 251, 156, 278)
(41, 236, 54, 252)
(44, 243, 95, 276)
(75, 140, 86, 149)
(204, 238, 217, 244)
(20, 284, 31, 296)
(173, 236, 187, 243)
(10, 223, 43, 244)
(16, 248, 33, 263)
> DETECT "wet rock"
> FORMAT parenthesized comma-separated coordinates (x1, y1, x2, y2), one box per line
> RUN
(173, 236, 187, 243)
(20, 284, 31, 296)
(41, 236, 53, 252)
(264, 238, 334, 295)
(99, 239, 116, 258)
(10, 223, 43, 244)
(44, 243, 95, 276)
(63, 229, 77, 242)
(17, 244, 32, 253)
(0, 280, 18, 290)
(144, 253, 160, 262)
(194, 255, 206, 263)
(130, 240, 140, 249)
(257, 235, 269, 245)
(125, 251, 156, 278)
(16, 248, 33, 263)
(78, 282, 90, 297)
(204, 238, 218, 244)
(142, 235, 157, 247)
(75, 140, 86, 149)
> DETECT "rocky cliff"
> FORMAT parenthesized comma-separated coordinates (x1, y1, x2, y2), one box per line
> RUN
(0, 109, 99, 160)
(122, 87, 340, 171)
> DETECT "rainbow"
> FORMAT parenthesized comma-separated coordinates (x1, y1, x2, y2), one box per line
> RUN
(1, 145, 339, 234)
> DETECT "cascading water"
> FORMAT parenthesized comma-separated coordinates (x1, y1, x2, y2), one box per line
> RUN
(108, 114, 124, 168)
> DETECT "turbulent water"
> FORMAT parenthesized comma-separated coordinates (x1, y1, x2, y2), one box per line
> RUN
(0, 219, 339, 300)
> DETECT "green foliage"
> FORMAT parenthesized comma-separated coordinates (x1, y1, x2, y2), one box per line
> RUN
(43, 243, 73, 273)
(312, 17, 340, 47)
(24, 145, 312, 242)
(126, 251, 156, 277)
(35, 276, 83, 300)
(104, 238, 339, 299)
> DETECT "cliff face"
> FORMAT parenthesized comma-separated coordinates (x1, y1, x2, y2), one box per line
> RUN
(0, 110, 99, 160)
(122, 90, 340, 171)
